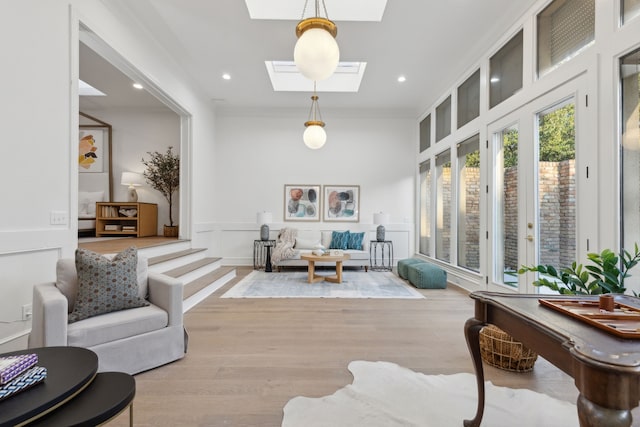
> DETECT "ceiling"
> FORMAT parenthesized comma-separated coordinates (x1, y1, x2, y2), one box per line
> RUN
(81, 0, 538, 117)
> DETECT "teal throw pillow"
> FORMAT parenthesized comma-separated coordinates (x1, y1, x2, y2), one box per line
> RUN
(69, 246, 149, 323)
(329, 231, 350, 250)
(347, 232, 365, 250)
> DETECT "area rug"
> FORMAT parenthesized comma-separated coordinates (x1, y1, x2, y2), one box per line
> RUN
(221, 271, 424, 299)
(282, 361, 578, 427)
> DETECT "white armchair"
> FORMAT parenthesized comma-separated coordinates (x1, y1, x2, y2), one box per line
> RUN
(28, 252, 186, 375)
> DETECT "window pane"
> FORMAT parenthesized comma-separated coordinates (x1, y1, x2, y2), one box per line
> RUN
(457, 70, 480, 128)
(537, 0, 595, 76)
(622, 0, 640, 24)
(457, 134, 480, 272)
(620, 49, 640, 256)
(494, 125, 519, 287)
(436, 150, 451, 262)
(419, 161, 431, 256)
(537, 102, 576, 268)
(490, 31, 523, 109)
(419, 115, 431, 152)
(436, 96, 452, 142)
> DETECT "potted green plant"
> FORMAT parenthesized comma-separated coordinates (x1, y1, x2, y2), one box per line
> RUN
(142, 146, 180, 237)
(518, 244, 640, 295)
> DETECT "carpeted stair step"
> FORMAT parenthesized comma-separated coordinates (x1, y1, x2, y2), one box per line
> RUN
(183, 266, 237, 312)
(148, 248, 207, 266)
(147, 248, 207, 272)
(163, 257, 222, 279)
(182, 266, 235, 299)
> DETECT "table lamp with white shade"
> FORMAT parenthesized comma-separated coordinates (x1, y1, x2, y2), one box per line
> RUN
(257, 211, 273, 241)
(121, 172, 144, 202)
(373, 212, 390, 242)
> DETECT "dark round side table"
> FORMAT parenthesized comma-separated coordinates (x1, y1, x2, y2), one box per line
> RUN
(0, 346, 97, 426)
(0, 346, 135, 427)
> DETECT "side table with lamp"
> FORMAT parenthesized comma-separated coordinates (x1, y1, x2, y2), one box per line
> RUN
(371, 212, 393, 271)
(256, 211, 274, 272)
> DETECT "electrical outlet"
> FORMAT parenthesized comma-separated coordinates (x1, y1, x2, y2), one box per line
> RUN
(22, 304, 32, 321)
(50, 211, 68, 225)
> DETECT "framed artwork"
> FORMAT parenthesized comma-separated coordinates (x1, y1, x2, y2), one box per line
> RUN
(323, 185, 360, 222)
(79, 113, 113, 203)
(284, 184, 321, 221)
(79, 127, 109, 173)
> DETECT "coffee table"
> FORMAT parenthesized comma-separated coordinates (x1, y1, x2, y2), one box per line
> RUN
(300, 253, 351, 283)
(464, 292, 640, 427)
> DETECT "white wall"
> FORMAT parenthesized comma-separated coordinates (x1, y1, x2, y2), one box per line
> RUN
(209, 109, 417, 265)
(0, 0, 218, 349)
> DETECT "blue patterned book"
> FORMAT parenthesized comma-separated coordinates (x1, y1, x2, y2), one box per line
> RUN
(0, 353, 38, 385)
(0, 366, 47, 401)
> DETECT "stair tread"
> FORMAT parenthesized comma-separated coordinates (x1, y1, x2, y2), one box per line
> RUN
(163, 257, 222, 278)
(148, 248, 207, 265)
(183, 266, 236, 299)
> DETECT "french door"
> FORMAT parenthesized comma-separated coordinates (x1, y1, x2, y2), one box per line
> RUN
(486, 77, 590, 293)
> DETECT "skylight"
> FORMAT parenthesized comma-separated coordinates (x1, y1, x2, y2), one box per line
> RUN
(245, 0, 387, 21)
(79, 79, 106, 96)
(265, 61, 367, 92)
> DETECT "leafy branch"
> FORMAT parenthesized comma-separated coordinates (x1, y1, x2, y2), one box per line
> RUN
(142, 146, 179, 226)
(518, 244, 640, 295)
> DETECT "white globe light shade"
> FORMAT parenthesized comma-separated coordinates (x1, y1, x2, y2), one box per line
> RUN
(294, 28, 340, 81)
(303, 125, 327, 149)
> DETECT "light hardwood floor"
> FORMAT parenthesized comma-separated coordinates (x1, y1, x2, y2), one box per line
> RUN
(107, 266, 583, 427)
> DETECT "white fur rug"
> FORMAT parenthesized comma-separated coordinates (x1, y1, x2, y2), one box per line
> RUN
(282, 361, 578, 427)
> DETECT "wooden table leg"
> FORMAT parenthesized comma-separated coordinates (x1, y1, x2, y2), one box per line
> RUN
(577, 394, 632, 427)
(335, 260, 343, 283)
(307, 260, 315, 283)
(464, 318, 486, 427)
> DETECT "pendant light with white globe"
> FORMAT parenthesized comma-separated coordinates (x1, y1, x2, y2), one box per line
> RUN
(303, 82, 326, 149)
(294, 0, 339, 81)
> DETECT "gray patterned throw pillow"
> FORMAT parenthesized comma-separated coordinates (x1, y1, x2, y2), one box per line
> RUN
(68, 246, 149, 323)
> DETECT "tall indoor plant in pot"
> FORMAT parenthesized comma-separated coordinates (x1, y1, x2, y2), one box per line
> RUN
(142, 146, 180, 237)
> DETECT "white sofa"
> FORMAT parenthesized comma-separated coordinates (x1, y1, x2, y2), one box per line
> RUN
(275, 230, 370, 271)
(28, 253, 185, 375)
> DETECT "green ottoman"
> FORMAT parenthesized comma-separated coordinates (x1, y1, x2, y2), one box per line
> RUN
(407, 263, 447, 289)
(397, 258, 425, 279)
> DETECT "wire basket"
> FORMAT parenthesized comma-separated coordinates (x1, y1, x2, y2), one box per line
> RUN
(479, 325, 538, 372)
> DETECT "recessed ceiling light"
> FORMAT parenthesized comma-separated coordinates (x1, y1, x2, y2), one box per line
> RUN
(132, 83, 143, 89)
(397, 75, 406, 83)
(222, 73, 231, 80)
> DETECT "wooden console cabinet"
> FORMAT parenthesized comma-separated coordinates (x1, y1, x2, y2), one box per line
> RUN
(95, 202, 158, 237)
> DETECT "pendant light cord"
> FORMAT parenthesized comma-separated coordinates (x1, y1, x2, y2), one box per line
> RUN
(300, 0, 329, 20)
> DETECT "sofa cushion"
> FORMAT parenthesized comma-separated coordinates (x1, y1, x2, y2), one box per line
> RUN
(347, 232, 365, 250)
(345, 250, 370, 260)
(67, 303, 168, 347)
(57, 252, 149, 313)
(68, 247, 149, 323)
(329, 231, 350, 250)
(295, 237, 322, 249)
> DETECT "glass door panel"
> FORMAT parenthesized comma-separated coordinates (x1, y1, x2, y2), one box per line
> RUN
(493, 124, 520, 287)
(536, 102, 577, 272)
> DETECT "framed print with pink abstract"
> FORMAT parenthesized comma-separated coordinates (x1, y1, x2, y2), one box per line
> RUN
(284, 185, 321, 221)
